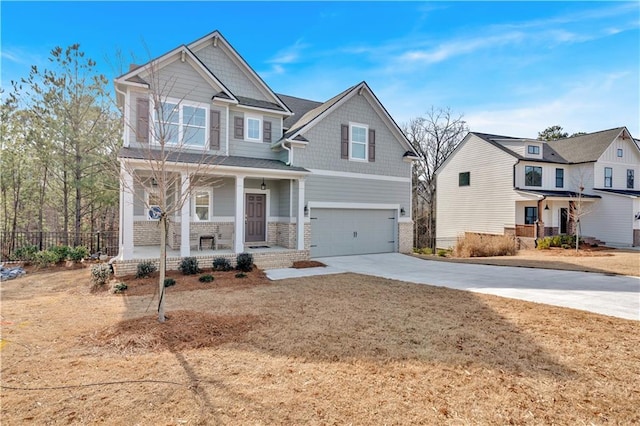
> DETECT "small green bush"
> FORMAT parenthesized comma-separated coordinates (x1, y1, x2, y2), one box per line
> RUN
(561, 244, 571, 249)
(550, 235, 562, 247)
(68, 246, 89, 262)
(164, 278, 176, 287)
(49, 245, 70, 262)
(562, 235, 576, 246)
(235, 253, 253, 272)
(413, 247, 433, 255)
(437, 249, 448, 257)
(178, 257, 200, 275)
(91, 263, 112, 286)
(113, 282, 128, 293)
(136, 261, 157, 278)
(212, 257, 232, 272)
(12, 244, 38, 262)
(199, 274, 214, 283)
(34, 249, 60, 267)
(537, 238, 551, 250)
(235, 272, 247, 279)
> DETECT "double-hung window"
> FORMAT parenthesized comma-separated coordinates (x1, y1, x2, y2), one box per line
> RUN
(350, 123, 368, 161)
(192, 189, 212, 221)
(245, 115, 262, 141)
(627, 169, 635, 189)
(604, 167, 613, 188)
(525, 166, 542, 187)
(524, 207, 538, 225)
(555, 168, 564, 188)
(154, 99, 207, 148)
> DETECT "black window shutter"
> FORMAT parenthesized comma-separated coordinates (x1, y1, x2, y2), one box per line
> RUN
(136, 98, 149, 142)
(368, 129, 376, 162)
(210, 110, 220, 150)
(263, 121, 272, 143)
(341, 124, 349, 159)
(234, 116, 244, 139)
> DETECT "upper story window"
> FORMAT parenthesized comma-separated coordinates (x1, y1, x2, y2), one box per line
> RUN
(628, 169, 635, 189)
(192, 188, 212, 221)
(459, 172, 470, 186)
(617, 148, 623, 157)
(245, 115, 262, 142)
(555, 168, 564, 188)
(604, 167, 613, 188)
(154, 99, 207, 148)
(527, 145, 540, 155)
(525, 165, 542, 187)
(350, 123, 368, 161)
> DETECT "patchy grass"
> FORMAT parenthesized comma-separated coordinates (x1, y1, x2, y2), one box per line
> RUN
(454, 233, 517, 257)
(1, 269, 638, 424)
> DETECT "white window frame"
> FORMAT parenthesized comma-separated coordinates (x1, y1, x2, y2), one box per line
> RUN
(617, 148, 623, 157)
(152, 97, 209, 149)
(191, 187, 213, 222)
(245, 114, 262, 142)
(349, 122, 368, 161)
(604, 167, 613, 188)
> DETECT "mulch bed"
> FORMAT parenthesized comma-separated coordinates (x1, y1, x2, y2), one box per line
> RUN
(292, 260, 326, 268)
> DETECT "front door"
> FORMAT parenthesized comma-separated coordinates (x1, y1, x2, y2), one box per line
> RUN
(245, 194, 266, 242)
(560, 208, 568, 234)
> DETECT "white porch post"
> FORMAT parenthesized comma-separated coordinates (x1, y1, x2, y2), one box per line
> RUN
(180, 172, 190, 257)
(297, 178, 305, 250)
(234, 175, 245, 253)
(120, 163, 134, 260)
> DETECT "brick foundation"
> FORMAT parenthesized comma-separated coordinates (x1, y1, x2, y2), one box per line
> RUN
(634, 229, 640, 247)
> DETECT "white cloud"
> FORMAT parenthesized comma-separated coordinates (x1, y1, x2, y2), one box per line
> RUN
(267, 39, 309, 65)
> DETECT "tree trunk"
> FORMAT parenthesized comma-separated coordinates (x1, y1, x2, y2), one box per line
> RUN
(157, 214, 167, 323)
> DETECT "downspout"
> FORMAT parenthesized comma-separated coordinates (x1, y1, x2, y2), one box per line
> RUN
(275, 139, 292, 166)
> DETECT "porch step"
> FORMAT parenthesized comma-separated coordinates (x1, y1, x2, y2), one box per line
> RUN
(581, 236, 606, 246)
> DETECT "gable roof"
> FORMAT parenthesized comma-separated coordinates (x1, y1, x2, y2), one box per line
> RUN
(277, 94, 323, 129)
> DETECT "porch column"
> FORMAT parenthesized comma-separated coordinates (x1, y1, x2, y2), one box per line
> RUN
(234, 175, 245, 253)
(297, 178, 305, 250)
(120, 163, 134, 260)
(180, 172, 190, 257)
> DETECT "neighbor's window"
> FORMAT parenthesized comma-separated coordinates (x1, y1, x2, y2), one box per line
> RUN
(524, 206, 538, 225)
(617, 148, 623, 157)
(154, 100, 207, 148)
(350, 123, 368, 160)
(245, 115, 262, 141)
(527, 145, 540, 155)
(555, 168, 564, 188)
(604, 167, 613, 188)
(459, 172, 470, 186)
(192, 189, 212, 221)
(525, 165, 542, 186)
(627, 169, 635, 189)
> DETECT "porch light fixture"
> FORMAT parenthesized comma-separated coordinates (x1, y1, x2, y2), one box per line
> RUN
(400, 207, 406, 216)
(151, 178, 158, 187)
(261, 178, 266, 191)
(544, 203, 549, 210)
(304, 204, 308, 215)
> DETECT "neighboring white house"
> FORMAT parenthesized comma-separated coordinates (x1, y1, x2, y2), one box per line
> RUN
(113, 30, 416, 275)
(436, 127, 640, 248)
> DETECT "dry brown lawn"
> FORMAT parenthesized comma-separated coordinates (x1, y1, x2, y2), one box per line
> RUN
(1, 266, 639, 425)
(421, 247, 639, 277)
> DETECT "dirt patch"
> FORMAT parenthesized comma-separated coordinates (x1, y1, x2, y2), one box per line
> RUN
(1, 269, 639, 424)
(291, 260, 326, 269)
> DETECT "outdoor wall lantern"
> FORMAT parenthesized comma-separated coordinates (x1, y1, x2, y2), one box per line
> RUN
(400, 207, 406, 216)
(304, 204, 309, 216)
(544, 203, 549, 210)
(261, 178, 266, 191)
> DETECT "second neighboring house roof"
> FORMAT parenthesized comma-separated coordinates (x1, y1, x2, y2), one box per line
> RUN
(593, 188, 640, 197)
(515, 188, 601, 199)
(118, 147, 309, 173)
(546, 127, 627, 163)
(277, 94, 323, 130)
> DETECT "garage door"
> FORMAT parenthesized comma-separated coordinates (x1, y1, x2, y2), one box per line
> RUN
(310, 208, 397, 257)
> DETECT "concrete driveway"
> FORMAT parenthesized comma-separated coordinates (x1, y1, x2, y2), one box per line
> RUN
(267, 253, 640, 321)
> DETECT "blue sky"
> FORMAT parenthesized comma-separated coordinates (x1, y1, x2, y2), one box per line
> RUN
(2, 1, 639, 137)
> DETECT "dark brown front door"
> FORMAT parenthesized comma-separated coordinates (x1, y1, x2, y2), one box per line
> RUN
(560, 208, 568, 234)
(245, 194, 266, 242)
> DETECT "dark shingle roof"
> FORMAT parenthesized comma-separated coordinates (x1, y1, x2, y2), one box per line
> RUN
(593, 188, 640, 197)
(277, 94, 323, 129)
(235, 96, 286, 112)
(515, 189, 601, 199)
(546, 127, 625, 163)
(118, 147, 308, 173)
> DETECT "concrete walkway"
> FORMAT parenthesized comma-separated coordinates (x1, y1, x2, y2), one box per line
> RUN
(266, 253, 640, 321)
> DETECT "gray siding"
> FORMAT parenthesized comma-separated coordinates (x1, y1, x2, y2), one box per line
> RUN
(192, 44, 268, 101)
(228, 110, 280, 160)
(212, 178, 235, 216)
(293, 93, 410, 178)
(305, 175, 410, 208)
(147, 60, 218, 104)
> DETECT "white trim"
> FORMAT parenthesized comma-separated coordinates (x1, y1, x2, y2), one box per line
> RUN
(308, 202, 399, 210)
(152, 97, 209, 150)
(191, 187, 213, 222)
(244, 114, 262, 142)
(307, 169, 410, 183)
(224, 105, 230, 156)
(349, 122, 369, 162)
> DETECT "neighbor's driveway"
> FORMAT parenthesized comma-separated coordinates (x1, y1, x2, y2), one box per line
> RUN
(267, 253, 640, 321)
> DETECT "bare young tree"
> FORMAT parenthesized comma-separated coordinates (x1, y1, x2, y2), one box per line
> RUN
(403, 107, 468, 250)
(569, 169, 595, 252)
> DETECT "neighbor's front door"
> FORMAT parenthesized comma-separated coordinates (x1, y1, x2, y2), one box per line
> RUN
(245, 194, 266, 242)
(560, 208, 568, 234)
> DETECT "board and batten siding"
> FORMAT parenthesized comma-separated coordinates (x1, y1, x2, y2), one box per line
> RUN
(191, 43, 269, 102)
(594, 137, 640, 189)
(292, 92, 410, 178)
(581, 193, 634, 246)
(436, 134, 524, 248)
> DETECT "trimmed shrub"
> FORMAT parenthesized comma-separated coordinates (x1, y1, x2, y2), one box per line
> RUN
(178, 257, 200, 275)
(164, 278, 176, 287)
(68, 246, 89, 262)
(199, 274, 214, 283)
(235, 272, 247, 279)
(437, 249, 449, 257)
(34, 250, 60, 268)
(91, 263, 112, 286)
(453, 233, 516, 257)
(113, 282, 128, 293)
(12, 244, 38, 262)
(49, 245, 71, 262)
(136, 261, 157, 278)
(537, 238, 551, 250)
(235, 253, 253, 272)
(413, 247, 433, 255)
(212, 257, 232, 272)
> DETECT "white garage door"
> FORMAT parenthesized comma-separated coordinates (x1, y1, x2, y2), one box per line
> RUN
(310, 208, 397, 258)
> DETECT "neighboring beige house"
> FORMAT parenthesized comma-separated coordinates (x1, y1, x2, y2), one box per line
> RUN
(113, 30, 416, 275)
(436, 127, 640, 248)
